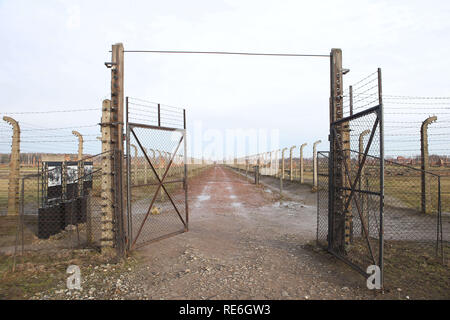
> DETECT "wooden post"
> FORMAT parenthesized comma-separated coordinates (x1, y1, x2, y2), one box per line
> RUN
(421, 116, 437, 214)
(3, 116, 20, 216)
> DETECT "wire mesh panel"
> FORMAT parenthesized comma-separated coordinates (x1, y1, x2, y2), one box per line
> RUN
(0, 153, 106, 258)
(328, 104, 383, 276)
(317, 152, 329, 246)
(382, 161, 447, 295)
(127, 123, 188, 249)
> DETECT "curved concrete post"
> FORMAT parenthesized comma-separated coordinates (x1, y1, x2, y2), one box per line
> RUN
(156, 150, 162, 168)
(142, 147, 149, 184)
(421, 116, 437, 213)
(130, 144, 138, 158)
(72, 131, 84, 196)
(3, 116, 20, 216)
(149, 148, 156, 161)
(313, 140, 322, 189)
(289, 145, 296, 181)
(72, 131, 83, 161)
(299, 143, 307, 184)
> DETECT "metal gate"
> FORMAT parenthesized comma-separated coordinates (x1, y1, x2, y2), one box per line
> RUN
(125, 98, 188, 250)
(328, 104, 383, 277)
(317, 69, 385, 282)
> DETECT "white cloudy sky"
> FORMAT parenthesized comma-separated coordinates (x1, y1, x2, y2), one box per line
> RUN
(0, 0, 449, 159)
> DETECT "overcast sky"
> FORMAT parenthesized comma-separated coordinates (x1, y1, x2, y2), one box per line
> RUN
(1, 0, 449, 159)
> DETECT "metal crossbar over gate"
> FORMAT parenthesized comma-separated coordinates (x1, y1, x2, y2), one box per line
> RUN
(125, 98, 188, 250)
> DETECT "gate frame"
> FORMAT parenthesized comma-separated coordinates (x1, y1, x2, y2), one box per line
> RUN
(328, 104, 384, 276)
(125, 99, 189, 251)
(328, 67, 385, 285)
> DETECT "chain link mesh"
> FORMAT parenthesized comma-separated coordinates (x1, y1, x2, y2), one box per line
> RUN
(128, 125, 187, 248)
(0, 152, 108, 262)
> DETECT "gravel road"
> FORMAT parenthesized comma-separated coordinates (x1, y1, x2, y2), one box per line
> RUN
(33, 165, 413, 300)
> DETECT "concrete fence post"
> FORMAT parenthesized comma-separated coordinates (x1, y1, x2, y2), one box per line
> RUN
(72, 131, 84, 161)
(289, 145, 296, 181)
(299, 143, 307, 184)
(72, 130, 84, 197)
(3, 116, 20, 216)
(281, 147, 288, 180)
(312, 140, 322, 190)
(100, 99, 115, 248)
(275, 150, 280, 177)
(421, 116, 437, 214)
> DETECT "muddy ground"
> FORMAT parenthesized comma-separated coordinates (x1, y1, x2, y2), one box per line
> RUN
(6, 165, 448, 300)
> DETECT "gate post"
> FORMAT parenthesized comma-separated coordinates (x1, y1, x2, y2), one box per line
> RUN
(3, 116, 20, 216)
(329, 48, 351, 252)
(102, 42, 125, 253)
(100, 99, 116, 249)
(421, 116, 437, 214)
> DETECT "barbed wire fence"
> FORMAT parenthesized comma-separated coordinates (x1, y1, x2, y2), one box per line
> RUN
(0, 103, 210, 272)
(315, 70, 450, 296)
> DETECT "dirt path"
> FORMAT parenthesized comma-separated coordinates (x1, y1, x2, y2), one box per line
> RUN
(129, 165, 400, 300)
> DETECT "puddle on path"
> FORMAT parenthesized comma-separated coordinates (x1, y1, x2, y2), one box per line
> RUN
(197, 195, 211, 201)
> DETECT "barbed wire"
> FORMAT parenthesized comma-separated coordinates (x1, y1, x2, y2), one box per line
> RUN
(1, 108, 98, 115)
